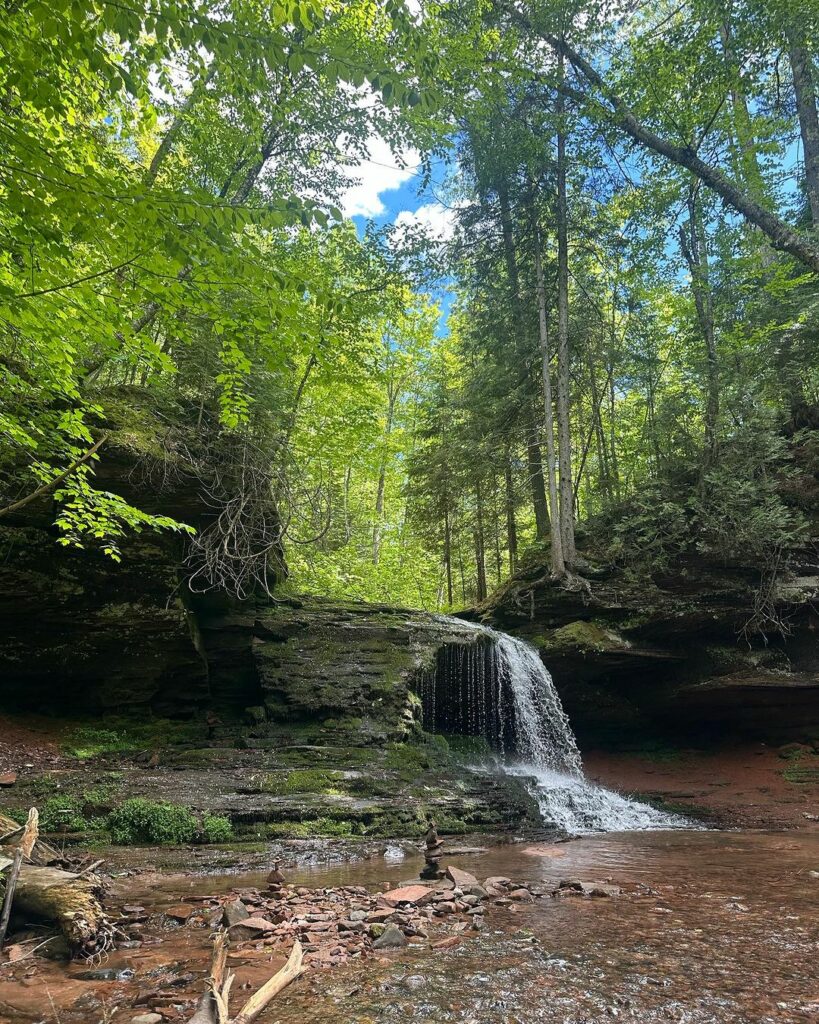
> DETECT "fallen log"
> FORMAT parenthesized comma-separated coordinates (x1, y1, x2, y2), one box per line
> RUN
(9, 864, 114, 956)
(0, 810, 114, 957)
(190, 933, 303, 1024)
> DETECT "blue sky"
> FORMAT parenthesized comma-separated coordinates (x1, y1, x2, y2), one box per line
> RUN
(341, 146, 457, 334)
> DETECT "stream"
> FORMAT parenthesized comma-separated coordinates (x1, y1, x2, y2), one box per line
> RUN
(97, 829, 819, 1024)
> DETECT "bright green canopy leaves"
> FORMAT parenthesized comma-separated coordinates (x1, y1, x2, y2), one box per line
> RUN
(0, 0, 440, 557)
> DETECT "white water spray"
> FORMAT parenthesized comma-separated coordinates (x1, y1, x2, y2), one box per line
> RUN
(425, 619, 687, 835)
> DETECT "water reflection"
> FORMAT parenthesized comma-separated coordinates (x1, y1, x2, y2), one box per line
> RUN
(264, 830, 819, 1024)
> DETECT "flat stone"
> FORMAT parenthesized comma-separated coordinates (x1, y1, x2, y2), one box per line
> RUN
(229, 917, 275, 940)
(165, 904, 195, 922)
(372, 923, 407, 949)
(431, 935, 460, 950)
(445, 865, 479, 889)
(380, 884, 435, 907)
(366, 908, 395, 923)
(484, 876, 511, 888)
(131, 1015, 163, 1024)
(0, 772, 17, 786)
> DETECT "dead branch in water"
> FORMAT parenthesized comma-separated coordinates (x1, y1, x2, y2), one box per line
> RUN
(190, 933, 303, 1024)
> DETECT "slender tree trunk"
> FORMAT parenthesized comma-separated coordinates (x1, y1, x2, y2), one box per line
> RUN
(719, 23, 766, 201)
(530, 199, 565, 574)
(372, 393, 396, 565)
(474, 480, 488, 602)
(788, 30, 819, 226)
(555, 61, 576, 563)
(526, 435, 551, 540)
(457, 526, 466, 603)
(587, 347, 610, 498)
(491, 480, 503, 586)
(679, 192, 720, 461)
(343, 465, 352, 542)
(443, 506, 453, 607)
(503, 452, 518, 574)
(498, 182, 551, 539)
(145, 65, 217, 188)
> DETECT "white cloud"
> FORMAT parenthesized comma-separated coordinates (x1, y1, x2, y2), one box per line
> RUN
(393, 201, 462, 242)
(338, 136, 421, 218)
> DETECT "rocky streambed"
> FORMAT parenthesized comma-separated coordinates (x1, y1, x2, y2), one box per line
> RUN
(1, 831, 818, 1023)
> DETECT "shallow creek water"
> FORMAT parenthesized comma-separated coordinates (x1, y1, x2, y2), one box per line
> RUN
(137, 830, 819, 1024)
(2, 830, 817, 1023)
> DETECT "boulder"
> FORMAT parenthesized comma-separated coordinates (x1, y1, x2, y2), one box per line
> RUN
(366, 908, 395, 923)
(445, 865, 479, 889)
(165, 904, 195, 922)
(222, 898, 250, 928)
(372, 923, 407, 949)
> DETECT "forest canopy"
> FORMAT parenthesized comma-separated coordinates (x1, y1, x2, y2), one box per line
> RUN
(1, 0, 817, 613)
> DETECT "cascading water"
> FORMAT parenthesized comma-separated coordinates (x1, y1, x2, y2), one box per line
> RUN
(420, 618, 687, 836)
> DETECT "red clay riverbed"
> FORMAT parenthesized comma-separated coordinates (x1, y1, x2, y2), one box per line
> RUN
(1, 830, 817, 1024)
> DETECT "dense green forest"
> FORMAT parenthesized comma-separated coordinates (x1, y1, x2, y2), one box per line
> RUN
(1, 0, 817, 612)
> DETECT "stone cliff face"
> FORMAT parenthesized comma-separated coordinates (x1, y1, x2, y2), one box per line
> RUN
(476, 547, 819, 747)
(0, 423, 487, 745)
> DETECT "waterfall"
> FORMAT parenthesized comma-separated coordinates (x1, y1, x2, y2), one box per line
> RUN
(423, 618, 687, 835)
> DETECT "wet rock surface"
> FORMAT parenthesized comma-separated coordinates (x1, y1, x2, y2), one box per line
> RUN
(479, 548, 819, 747)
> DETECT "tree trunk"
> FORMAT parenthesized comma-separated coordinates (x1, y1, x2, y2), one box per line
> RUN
(530, 199, 565, 574)
(372, 393, 396, 565)
(679, 192, 720, 461)
(474, 480, 488, 602)
(9, 865, 110, 956)
(555, 62, 576, 563)
(526, 435, 551, 541)
(443, 506, 453, 606)
(788, 30, 819, 226)
(503, 453, 518, 574)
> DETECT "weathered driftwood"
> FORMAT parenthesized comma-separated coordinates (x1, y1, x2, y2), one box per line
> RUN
(190, 933, 303, 1024)
(0, 809, 113, 957)
(10, 864, 111, 955)
(0, 811, 59, 867)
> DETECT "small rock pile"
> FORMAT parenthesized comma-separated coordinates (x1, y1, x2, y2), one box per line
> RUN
(218, 864, 506, 967)
(140, 864, 577, 972)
